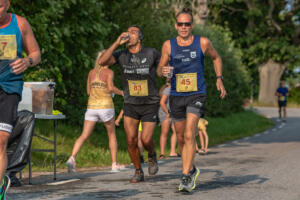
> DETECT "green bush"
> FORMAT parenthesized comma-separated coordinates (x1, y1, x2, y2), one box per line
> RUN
(193, 25, 250, 116)
(289, 86, 300, 104)
(10, 0, 111, 125)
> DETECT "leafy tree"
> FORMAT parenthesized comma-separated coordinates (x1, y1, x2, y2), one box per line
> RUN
(10, 0, 111, 124)
(209, 0, 300, 103)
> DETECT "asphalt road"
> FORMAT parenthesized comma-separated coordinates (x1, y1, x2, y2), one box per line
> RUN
(7, 107, 300, 200)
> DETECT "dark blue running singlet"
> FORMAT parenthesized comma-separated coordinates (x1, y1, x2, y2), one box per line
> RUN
(169, 35, 206, 96)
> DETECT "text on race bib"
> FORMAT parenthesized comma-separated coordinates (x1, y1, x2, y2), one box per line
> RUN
(0, 35, 17, 60)
(128, 80, 149, 96)
(176, 73, 198, 92)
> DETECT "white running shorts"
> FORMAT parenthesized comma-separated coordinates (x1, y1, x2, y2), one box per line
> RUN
(84, 108, 115, 122)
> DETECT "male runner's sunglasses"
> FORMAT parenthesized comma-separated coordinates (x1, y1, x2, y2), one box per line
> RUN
(177, 22, 192, 27)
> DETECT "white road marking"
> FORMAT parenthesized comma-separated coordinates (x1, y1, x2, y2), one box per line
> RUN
(46, 179, 80, 185)
(217, 144, 226, 148)
(243, 137, 250, 140)
(272, 128, 277, 132)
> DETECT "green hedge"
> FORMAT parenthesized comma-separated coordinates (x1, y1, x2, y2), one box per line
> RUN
(289, 87, 300, 104)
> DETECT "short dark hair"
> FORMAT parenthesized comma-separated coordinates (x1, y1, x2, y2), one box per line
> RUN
(176, 8, 193, 23)
(128, 25, 143, 41)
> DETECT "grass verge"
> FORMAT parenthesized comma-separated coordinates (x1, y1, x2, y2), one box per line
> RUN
(29, 109, 273, 171)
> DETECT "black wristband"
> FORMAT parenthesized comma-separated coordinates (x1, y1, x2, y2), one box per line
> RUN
(216, 75, 223, 80)
(29, 57, 34, 66)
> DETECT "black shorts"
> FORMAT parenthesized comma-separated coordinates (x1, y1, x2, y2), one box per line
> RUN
(123, 103, 159, 122)
(169, 94, 206, 121)
(278, 101, 287, 107)
(0, 89, 20, 134)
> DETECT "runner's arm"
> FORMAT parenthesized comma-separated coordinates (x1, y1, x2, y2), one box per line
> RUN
(86, 70, 92, 96)
(115, 109, 124, 126)
(98, 32, 129, 66)
(10, 16, 41, 74)
(107, 70, 123, 96)
(160, 94, 169, 115)
(157, 40, 171, 77)
(202, 37, 226, 99)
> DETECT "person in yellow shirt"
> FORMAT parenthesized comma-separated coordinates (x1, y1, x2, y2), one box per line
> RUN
(195, 118, 209, 154)
(66, 50, 125, 173)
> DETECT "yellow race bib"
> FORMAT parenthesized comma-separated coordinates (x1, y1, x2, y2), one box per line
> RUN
(176, 73, 198, 92)
(0, 35, 17, 60)
(279, 96, 285, 101)
(128, 80, 148, 96)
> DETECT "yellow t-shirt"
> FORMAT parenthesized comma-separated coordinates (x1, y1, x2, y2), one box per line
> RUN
(198, 118, 208, 131)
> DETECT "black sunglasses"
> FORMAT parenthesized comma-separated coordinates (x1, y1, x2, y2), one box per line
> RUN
(177, 22, 192, 27)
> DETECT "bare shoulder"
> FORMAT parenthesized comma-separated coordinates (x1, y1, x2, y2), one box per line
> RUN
(108, 68, 114, 76)
(200, 37, 211, 47)
(162, 40, 171, 49)
(102, 68, 114, 78)
(15, 15, 31, 32)
(88, 69, 95, 76)
(162, 40, 171, 54)
(200, 37, 214, 54)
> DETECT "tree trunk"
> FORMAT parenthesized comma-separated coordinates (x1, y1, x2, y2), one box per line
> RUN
(258, 60, 286, 104)
(170, 0, 210, 25)
(192, 0, 209, 25)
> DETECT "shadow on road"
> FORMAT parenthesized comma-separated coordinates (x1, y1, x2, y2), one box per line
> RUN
(62, 189, 140, 200)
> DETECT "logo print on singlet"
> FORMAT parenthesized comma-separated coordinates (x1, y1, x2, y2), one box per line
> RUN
(195, 101, 203, 108)
(141, 58, 147, 63)
(190, 51, 196, 58)
(131, 55, 140, 64)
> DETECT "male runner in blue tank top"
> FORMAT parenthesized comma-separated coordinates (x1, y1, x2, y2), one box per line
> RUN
(157, 8, 226, 192)
(99, 25, 160, 183)
(0, 0, 40, 198)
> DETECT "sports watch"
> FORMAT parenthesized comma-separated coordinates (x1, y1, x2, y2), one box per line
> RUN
(29, 57, 33, 66)
(216, 75, 223, 80)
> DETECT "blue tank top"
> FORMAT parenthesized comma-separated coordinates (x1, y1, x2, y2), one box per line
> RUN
(0, 13, 23, 96)
(169, 35, 206, 96)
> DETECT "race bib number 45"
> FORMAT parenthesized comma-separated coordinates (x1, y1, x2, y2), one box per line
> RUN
(128, 80, 148, 96)
(176, 73, 198, 92)
(0, 35, 17, 60)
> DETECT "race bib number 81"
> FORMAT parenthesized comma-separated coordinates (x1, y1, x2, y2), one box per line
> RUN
(128, 80, 149, 96)
(0, 35, 17, 60)
(176, 73, 198, 92)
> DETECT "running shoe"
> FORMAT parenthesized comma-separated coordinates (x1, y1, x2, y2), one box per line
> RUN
(148, 152, 159, 175)
(178, 166, 200, 192)
(130, 169, 144, 183)
(111, 162, 126, 173)
(66, 156, 76, 173)
(0, 175, 11, 200)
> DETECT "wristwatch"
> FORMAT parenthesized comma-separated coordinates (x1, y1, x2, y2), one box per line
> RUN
(216, 75, 223, 80)
(29, 57, 33, 66)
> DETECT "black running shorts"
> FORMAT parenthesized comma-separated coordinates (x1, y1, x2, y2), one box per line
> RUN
(278, 100, 287, 107)
(169, 94, 206, 121)
(123, 103, 159, 122)
(0, 89, 20, 134)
